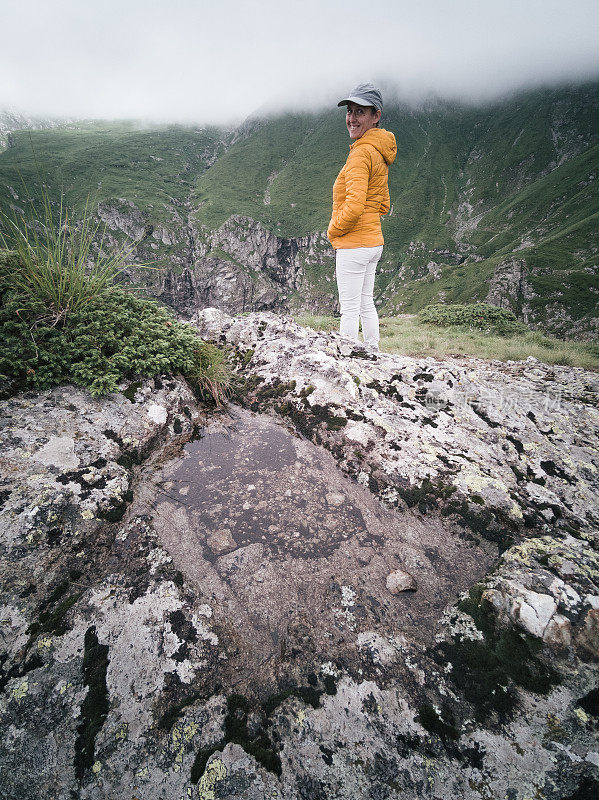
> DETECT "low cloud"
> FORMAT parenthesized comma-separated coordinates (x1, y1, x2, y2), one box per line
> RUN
(2, 0, 598, 123)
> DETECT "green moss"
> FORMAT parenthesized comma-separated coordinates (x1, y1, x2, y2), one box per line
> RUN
(240, 349, 254, 366)
(98, 489, 134, 523)
(172, 570, 185, 588)
(122, 380, 142, 402)
(45, 579, 70, 606)
(243, 374, 265, 392)
(436, 637, 515, 720)
(116, 451, 141, 470)
(74, 626, 110, 782)
(395, 477, 457, 514)
(443, 497, 515, 552)
(326, 415, 348, 431)
(435, 584, 562, 721)
(256, 379, 296, 400)
(224, 694, 250, 741)
(28, 590, 82, 639)
(191, 683, 335, 784)
(417, 704, 460, 741)
(192, 693, 282, 782)
(263, 685, 324, 717)
(191, 744, 223, 784)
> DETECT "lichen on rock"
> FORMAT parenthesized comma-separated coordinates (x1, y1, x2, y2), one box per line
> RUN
(1, 312, 598, 799)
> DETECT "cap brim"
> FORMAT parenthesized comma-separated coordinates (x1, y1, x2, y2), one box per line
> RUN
(337, 96, 373, 108)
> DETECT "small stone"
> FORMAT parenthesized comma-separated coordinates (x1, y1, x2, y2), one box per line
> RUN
(386, 570, 417, 594)
(207, 528, 237, 555)
(325, 492, 344, 507)
(510, 589, 557, 638)
(543, 614, 572, 647)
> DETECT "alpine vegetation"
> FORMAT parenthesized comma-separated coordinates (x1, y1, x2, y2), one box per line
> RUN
(0, 191, 232, 402)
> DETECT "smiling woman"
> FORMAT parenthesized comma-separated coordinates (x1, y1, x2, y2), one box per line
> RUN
(345, 101, 380, 139)
(327, 83, 397, 350)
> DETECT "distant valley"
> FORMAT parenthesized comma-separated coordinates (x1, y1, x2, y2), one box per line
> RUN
(1, 82, 598, 339)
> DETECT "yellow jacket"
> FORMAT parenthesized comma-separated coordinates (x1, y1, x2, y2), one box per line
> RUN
(327, 127, 397, 249)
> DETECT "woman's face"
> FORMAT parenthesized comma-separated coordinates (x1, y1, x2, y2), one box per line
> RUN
(346, 102, 381, 140)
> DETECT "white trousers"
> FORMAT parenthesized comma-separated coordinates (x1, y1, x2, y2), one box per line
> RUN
(335, 245, 383, 348)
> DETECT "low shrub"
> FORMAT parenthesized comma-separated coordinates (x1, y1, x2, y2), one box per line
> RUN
(0, 249, 233, 403)
(417, 303, 529, 336)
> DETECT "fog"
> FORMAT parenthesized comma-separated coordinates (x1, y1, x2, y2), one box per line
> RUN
(1, 0, 598, 124)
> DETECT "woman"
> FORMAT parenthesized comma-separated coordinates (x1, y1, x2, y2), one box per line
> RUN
(327, 83, 396, 350)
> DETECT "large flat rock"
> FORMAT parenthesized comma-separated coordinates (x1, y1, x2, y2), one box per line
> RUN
(140, 405, 494, 697)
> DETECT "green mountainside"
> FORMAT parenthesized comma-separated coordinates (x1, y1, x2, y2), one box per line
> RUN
(0, 120, 226, 223)
(0, 83, 597, 337)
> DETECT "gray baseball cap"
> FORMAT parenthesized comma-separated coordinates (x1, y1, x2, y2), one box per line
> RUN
(337, 83, 383, 111)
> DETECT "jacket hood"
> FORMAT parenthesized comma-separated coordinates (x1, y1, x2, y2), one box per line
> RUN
(351, 127, 397, 165)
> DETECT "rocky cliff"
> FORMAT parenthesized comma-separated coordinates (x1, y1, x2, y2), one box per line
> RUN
(98, 203, 335, 316)
(1, 313, 598, 799)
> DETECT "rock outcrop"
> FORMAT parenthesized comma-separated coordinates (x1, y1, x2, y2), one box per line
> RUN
(98, 203, 335, 317)
(1, 313, 598, 799)
(158, 256, 281, 316)
(484, 257, 537, 323)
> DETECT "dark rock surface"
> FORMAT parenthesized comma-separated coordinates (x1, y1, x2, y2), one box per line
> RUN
(0, 313, 598, 799)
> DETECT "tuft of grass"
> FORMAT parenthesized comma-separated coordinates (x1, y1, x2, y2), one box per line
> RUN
(0, 185, 143, 326)
(294, 313, 338, 332)
(185, 341, 235, 407)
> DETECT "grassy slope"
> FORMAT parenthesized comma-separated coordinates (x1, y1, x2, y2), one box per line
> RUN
(379, 87, 599, 321)
(0, 121, 226, 224)
(191, 111, 344, 234)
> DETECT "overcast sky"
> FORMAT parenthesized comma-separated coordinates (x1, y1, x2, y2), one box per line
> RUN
(1, 0, 598, 124)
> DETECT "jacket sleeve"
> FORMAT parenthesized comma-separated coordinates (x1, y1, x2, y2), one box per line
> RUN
(327, 148, 371, 239)
(379, 181, 390, 216)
